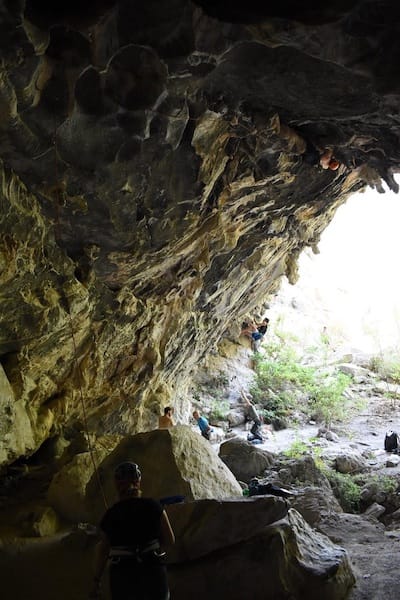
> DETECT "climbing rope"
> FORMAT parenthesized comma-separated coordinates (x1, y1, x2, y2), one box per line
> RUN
(52, 117, 109, 511)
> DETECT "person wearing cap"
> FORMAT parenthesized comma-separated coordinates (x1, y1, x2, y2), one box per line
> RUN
(90, 462, 175, 599)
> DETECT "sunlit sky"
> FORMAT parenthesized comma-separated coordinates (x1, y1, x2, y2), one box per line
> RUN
(275, 178, 400, 353)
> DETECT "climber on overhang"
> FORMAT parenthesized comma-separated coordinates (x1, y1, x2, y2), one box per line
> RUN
(303, 141, 341, 171)
(241, 320, 265, 351)
(256, 317, 269, 337)
(319, 148, 340, 171)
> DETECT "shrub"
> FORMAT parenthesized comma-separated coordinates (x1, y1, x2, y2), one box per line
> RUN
(208, 399, 230, 422)
(284, 439, 309, 459)
(325, 470, 361, 513)
(251, 340, 351, 428)
(369, 350, 400, 384)
(354, 473, 398, 496)
(307, 372, 351, 428)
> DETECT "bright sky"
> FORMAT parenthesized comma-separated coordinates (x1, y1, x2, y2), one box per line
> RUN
(296, 179, 400, 352)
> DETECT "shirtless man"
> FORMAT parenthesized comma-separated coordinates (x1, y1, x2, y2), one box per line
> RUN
(158, 406, 174, 429)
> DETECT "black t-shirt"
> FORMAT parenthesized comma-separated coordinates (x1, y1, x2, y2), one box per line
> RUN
(100, 497, 163, 547)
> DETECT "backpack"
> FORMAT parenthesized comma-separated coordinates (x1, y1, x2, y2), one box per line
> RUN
(384, 431, 399, 452)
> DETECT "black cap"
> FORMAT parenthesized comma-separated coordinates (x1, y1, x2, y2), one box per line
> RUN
(114, 461, 141, 482)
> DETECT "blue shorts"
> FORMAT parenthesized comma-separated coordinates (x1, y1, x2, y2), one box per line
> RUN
(251, 332, 262, 341)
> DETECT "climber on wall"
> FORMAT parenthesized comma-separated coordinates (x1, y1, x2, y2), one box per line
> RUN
(303, 141, 340, 171)
(241, 389, 263, 442)
(241, 317, 269, 351)
(256, 317, 269, 337)
(319, 148, 340, 171)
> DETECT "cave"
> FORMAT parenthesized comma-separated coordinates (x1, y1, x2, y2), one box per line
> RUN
(1, 1, 400, 598)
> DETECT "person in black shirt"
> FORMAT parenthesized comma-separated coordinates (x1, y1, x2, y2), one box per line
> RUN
(256, 317, 269, 336)
(90, 462, 175, 599)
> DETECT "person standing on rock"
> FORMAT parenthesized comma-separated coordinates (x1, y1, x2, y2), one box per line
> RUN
(193, 410, 212, 440)
(241, 390, 263, 442)
(90, 461, 175, 600)
(158, 406, 174, 429)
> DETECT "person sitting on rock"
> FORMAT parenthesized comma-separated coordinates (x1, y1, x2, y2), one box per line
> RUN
(158, 406, 174, 429)
(241, 390, 263, 442)
(193, 410, 212, 441)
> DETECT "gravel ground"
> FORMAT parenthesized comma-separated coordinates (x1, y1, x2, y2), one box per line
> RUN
(224, 393, 400, 600)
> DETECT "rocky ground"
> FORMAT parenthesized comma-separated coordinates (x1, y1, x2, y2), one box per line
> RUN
(213, 388, 400, 600)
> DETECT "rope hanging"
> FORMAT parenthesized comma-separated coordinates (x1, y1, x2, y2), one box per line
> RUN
(52, 116, 109, 511)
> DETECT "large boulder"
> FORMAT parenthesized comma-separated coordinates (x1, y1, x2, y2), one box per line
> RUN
(167, 496, 288, 563)
(219, 437, 275, 483)
(49, 426, 242, 523)
(334, 453, 368, 474)
(166, 500, 355, 600)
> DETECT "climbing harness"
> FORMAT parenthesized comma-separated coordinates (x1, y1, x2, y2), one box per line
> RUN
(109, 540, 166, 565)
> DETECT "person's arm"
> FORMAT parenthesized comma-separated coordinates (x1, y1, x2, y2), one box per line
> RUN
(160, 510, 175, 548)
(90, 533, 110, 599)
(240, 388, 251, 403)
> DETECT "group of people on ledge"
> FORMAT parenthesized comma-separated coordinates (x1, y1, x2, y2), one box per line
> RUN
(158, 406, 213, 441)
(157, 392, 264, 444)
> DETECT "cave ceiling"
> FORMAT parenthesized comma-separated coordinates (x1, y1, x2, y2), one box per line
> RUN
(0, 0, 400, 464)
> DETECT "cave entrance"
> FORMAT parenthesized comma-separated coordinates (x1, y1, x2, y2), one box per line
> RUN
(269, 179, 400, 357)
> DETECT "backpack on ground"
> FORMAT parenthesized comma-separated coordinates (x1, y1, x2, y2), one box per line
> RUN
(384, 430, 399, 452)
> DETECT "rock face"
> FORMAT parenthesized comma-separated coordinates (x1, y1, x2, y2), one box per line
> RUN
(1, 2, 400, 465)
(49, 426, 242, 522)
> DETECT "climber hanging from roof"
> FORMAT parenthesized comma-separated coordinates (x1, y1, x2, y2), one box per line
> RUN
(319, 148, 340, 171)
(303, 141, 341, 171)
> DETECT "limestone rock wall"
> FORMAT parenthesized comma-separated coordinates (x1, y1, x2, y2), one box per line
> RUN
(1, 1, 400, 464)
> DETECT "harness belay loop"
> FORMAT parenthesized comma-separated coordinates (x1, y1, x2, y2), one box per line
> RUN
(109, 539, 166, 565)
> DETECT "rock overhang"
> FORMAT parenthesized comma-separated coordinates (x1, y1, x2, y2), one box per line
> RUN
(0, 0, 399, 464)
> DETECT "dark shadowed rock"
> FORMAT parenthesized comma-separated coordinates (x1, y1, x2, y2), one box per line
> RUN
(167, 502, 355, 600)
